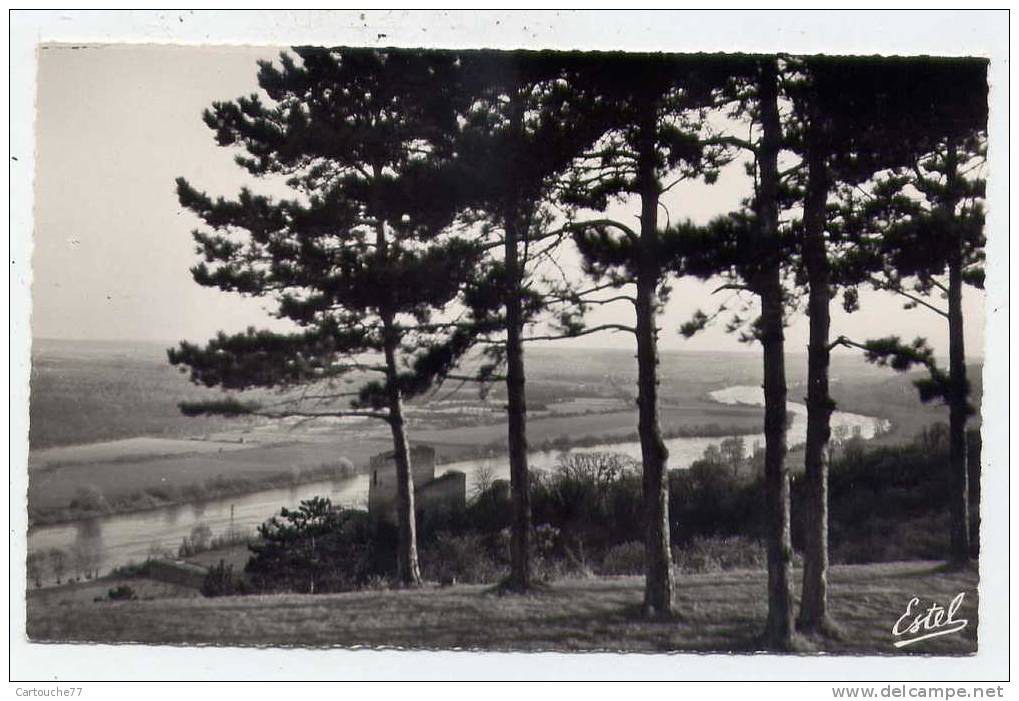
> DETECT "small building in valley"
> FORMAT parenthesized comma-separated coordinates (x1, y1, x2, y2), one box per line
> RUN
(367, 445, 465, 524)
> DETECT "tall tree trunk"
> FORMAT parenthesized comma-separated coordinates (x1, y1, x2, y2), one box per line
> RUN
(635, 94, 673, 618)
(756, 58, 795, 649)
(945, 140, 970, 567)
(798, 107, 836, 634)
(947, 242, 971, 566)
(373, 193, 421, 587)
(382, 314, 422, 586)
(968, 429, 981, 554)
(505, 209, 532, 592)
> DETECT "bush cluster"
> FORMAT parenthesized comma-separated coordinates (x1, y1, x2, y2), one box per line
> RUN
(673, 536, 769, 574)
(234, 427, 978, 594)
(107, 584, 136, 601)
(419, 532, 502, 584)
(201, 560, 249, 597)
(178, 523, 251, 559)
(244, 497, 396, 594)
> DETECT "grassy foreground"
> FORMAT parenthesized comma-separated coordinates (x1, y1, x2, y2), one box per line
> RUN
(27, 561, 977, 654)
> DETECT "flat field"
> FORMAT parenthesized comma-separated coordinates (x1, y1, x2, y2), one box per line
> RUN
(29, 436, 256, 468)
(27, 436, 393, 513)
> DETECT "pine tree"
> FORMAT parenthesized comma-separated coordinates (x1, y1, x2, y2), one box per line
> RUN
(785, 55, 987, 632)
(677, 55, 986, 645)
(835, 60, 987, 566)
(671, 57, 801, 648)
(169, 47, 481, 586)
(568, 53, 739, 618)
(432, 51, 616, 592)
(752, 57, 797, 649)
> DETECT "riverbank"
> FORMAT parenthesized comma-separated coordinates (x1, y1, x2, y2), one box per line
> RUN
(26, 406, 769, 528)
(27, 560, 978, 654)
(28, 460, 364, 527)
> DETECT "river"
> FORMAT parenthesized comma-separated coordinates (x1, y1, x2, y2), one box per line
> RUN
(26, 385, 887, 582)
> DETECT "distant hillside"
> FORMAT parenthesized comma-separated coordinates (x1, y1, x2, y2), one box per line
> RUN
(26, 338, 982, 451)
(28, 339, 252, 449)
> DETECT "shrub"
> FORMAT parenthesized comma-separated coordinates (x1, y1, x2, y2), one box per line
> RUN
(359, 573, 391, 591)
(479, 522, 591, 583)
(107, 584, 136, 601)
(832, 514, 948, 564)
(209, 526, 251, 551)
(463, 478, 512, 535)
(673, 536, 767, 574)
(531, 453, 641, 555)
(420, 532, 502, 584)
(68, 485, 110, 515)
(26, 551, 46, 587)
(795, 433, 956, 564)
(530, 523, 593, 581)
(201, 560, 247, 597)
(47, 548, 68, 584)
(180, 482, 209, 502)
(601, 541, 644, 575)
(146, 542, 174, 561)
(111, 490, 161, 512)
(109, 559, 154, 578)
(178, 523, 214, 557)
(70, 537, 102, 580)
(245, 498, 388, 593)
(670, 462, 762, 543)
(143, 483, 181, 503)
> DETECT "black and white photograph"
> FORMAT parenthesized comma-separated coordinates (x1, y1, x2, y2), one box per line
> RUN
(8, 9, 1009, 687)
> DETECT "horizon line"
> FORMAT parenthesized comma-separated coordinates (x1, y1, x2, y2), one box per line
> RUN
(27, 336, 985, 362)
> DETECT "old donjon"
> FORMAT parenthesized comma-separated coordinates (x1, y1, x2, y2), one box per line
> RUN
(367, 445, 466, 524)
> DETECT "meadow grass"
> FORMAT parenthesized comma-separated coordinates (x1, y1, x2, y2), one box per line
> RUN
(27, 561, 977, 654)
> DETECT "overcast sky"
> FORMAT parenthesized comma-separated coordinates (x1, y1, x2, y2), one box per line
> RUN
(31, 44, 987, 357)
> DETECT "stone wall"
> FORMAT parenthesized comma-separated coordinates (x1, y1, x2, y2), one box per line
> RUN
(368, 445, 435, 517)
(367, 445, 465, 524)
(416, 470, 466, 517)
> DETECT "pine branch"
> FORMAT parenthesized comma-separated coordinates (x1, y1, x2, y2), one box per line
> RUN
(566, 218, 639, 241)
(869, 277, 949, 317)
(828, 335, 866, 353)
(264, 392, 365, 407)
(178, 398, 390, 423)
(700, 135, 757, 153)
(255, 409, 392, 422)
(712, 283, 751, 294)
(522, 323, 636, 342)
(443, 373, 507, 383)
(543, 280, 622, 304)
(831, 334, 954, 406)
(580, 294, 637, 306)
